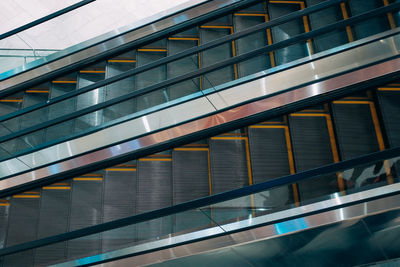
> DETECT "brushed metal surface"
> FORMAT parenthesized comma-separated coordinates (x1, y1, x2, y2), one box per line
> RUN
(0, 33, 399, 193)
(56, 182, 400, 266)
(0, 0, 236, 91)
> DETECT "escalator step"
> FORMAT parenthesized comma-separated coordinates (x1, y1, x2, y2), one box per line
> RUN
(102, 167, 137, 252)
(46, 79, 77, 142)
(136, 158, 172, 241)
(348, 0, 390, 40)
(167, 38, 200, 100)
(4, 193, 40, 267)
(68, 177, 103, 260)
(306, 0, 348, 52)
(200, 23, 235, 89)
(0, 201, 9, 267)
(104, 58, 136, 123)
(173, 148, 209, 203)
(209, 137, 250, 194)
(376, 88, 400, 147)
(136, 43, 168, 112)
(34, 186, 71, 266)
(289, 112, 339, 201)
(74, 68, 106, 133)
(268, 2, 308, 65)
(234, 13, 270, 77)
(248, 124, 293, 209)
(17, 91, 49, 154)
(331, 100, 381, 160)
(172, 148, 210, 233)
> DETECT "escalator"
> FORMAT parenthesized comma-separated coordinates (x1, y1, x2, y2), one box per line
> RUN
(0, 84, 399, 266)
(0, 0, 399, 266)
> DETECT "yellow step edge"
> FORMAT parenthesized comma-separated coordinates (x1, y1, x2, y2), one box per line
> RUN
(137, 48, 167, 52)
(108, 59, 136, 63)
(42, 186, 71, 190)
(73, 177, 103, 181)
(168, 37, 199, 41)
(378, 87, 400, 91)
(139, 158, 172, 161)
(52, 80, 77, 84)
(0, 203, 10, 206)
(0, 99, 23, 102)
(79, 70, 106, 74)
(200, 25, 233, 29)
(333, 100, 372, 104)
(13, 195, 40, 198)
(26, 90, 50, 93)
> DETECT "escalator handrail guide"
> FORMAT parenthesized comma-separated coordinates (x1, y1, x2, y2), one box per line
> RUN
(0, 146, 398, 257)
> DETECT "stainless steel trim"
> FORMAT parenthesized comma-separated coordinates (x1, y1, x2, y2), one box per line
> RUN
(0, 33, 399, 193)
(55, 182, 400, 266)
(0, 0, 238, 91)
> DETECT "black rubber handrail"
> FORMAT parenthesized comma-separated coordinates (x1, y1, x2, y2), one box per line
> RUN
(0, 2, 397, 152)
(0, 0, 96, 40)
(0, 146, 398, 258)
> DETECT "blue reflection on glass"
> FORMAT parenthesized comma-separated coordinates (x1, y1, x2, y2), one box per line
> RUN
(274, 218, 308, 235)
(76, 254, 105, 265)
(174, 15, 187, 23)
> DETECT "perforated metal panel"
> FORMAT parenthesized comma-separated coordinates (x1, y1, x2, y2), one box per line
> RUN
(103, 57, 136, 123)
(136, 40, 168, 111)
(289, 115, 339, 201)
(200, 17, 234, 89)
(34, 188, 71, 266)
(67, 179, 103, 260)
(173, 149, 210, 233)
(102, 169, 137, 252)
(4, 196, 40, 267)
(332, 103, 380, 160)
(376, 90, 400, 148)
(167, 37, 200, 100)
(248, 126, 293, 209)
(210, 138, 249, 194)
(268, 2, 307, 65)
(349, 0, 390, 40)
(136, 160, 172, 242)
(234, 9, 270, 78)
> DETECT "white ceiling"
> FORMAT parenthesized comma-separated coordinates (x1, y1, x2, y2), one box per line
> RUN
(0, 0, 193, 50)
